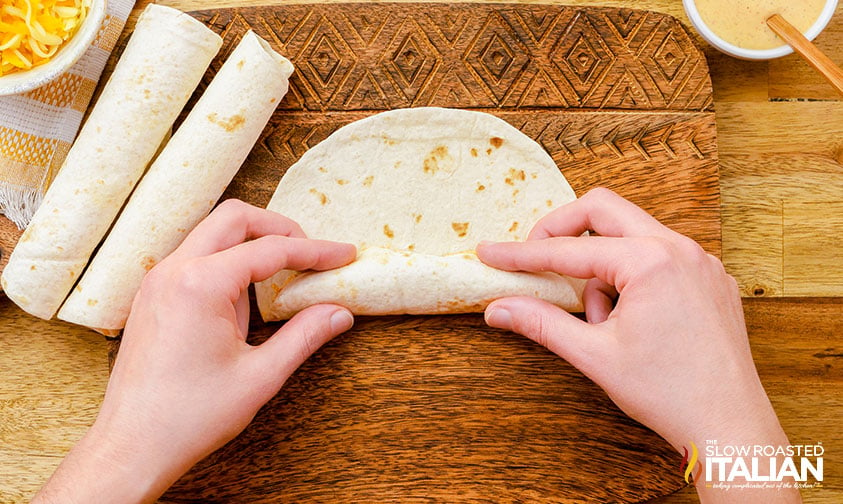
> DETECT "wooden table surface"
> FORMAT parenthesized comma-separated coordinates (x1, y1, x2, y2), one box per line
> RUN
(2, 0, 842, 502)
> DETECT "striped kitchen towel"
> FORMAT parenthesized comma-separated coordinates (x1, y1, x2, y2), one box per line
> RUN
(0, 0, 135, 229)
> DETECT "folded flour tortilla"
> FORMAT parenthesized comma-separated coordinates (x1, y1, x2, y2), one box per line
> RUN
(255, 107, 584, 321)
(1, 4, 222, 319)
(56, 31, 295, 333)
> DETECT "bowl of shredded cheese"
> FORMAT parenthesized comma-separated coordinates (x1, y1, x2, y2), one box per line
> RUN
(0, 0, 105, 95)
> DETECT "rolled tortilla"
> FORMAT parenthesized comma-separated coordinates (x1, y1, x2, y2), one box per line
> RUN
(1, 4, 222, 319)
(256, 107, 582, 321)
(269, 247, 585, 319)
(57, 31, 295, 333)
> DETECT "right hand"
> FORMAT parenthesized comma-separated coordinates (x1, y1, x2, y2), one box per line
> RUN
(477, 188, 798, 502)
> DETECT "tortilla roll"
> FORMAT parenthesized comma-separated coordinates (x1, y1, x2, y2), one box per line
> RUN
(57, 31, 295, 333)
(268, 247, 585, 319)
(1, 5, 222, 320)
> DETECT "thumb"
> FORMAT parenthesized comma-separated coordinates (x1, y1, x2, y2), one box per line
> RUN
(485, 296, 607, 377)
(252, 304, 354, 389)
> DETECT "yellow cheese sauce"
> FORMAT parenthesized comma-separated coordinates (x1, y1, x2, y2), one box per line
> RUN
(695, 0, 826, 50)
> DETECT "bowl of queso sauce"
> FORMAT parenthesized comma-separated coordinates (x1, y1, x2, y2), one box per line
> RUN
(684, 0, 838, 59)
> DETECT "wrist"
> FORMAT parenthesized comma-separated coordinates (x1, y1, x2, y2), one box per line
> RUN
(33, 420, 185, 504)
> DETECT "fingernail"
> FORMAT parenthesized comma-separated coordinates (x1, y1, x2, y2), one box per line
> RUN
(330, 310, 354, 333)
(485, 307, 512, 329)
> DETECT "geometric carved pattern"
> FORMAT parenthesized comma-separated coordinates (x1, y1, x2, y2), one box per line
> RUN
(192, 5, 715, 111)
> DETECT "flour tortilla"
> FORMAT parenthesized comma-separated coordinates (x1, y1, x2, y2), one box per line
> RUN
(57, 31, 295, 333)
(256, 107, 584, 321)
(1, 4, 222, 320)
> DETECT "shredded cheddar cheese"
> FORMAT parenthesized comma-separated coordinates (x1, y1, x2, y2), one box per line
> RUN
(0, 0, 89, 76)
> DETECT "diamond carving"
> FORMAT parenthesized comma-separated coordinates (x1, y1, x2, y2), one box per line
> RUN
(551, 13, 613, 102)
(565, 35, 601, 85)
(308, 34, 341, 86)
(392, 34, 428, 86)
(381, 18, 439, 103)
(465, 12, 529, 102)
(653, 31, 687, 82)
(296, 16, 356, 105)
(481, 34, 515, 83)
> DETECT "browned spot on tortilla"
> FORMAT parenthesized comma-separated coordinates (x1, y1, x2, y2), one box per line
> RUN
(237, 59, 245, 69)
(408, 243, 415, 251)
(383, 224, 394, 239)
(87, 299, 98, 307)
(30, 265, 36, 271)
(177, 228, 186, 233)
(382, 134, 396, 146)
(476, 183, 486, 192)
(505, 168, 526, 186)
(318, 166, 327, 173)
(207, 112, 246, 132)
(508, 221, 519, 232)
(470, 148, 478, 157)
(363, 175, 374, 187)
(414, 213, 422, 223)
(547, 199, 553, 207)
(309, 188, 329, 205)
(531, 172, 538, 179)
(75, 284, 82, 292)
(394, 161, 402, 168)
(486, 148, 492, 155)
(512, 189, 520, 198)
(423, 145, 450, 174)
(141, 256, 157, 272)
(336, 179, 348, 185)
(451, 222, 469, 238)
(490, 137, 504, 148)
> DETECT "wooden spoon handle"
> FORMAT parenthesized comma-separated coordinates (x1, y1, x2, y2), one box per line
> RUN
(767, 14, 843, 96)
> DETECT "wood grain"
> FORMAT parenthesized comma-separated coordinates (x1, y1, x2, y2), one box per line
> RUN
(159, 314, 683, 502)
(0, 297, 108, 502)
(717, 101, 843, 297)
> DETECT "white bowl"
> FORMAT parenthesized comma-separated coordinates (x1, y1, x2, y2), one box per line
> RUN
(683, 0, 838, 60)
(0, 0, 107, 96)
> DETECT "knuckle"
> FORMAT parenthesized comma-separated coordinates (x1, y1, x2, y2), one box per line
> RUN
(213, 199, 252, 225)
(167, 259, 208, 298)
(583, 187, 616, 203)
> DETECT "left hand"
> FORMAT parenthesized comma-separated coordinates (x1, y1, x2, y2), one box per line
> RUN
(33, 200, 357, 503)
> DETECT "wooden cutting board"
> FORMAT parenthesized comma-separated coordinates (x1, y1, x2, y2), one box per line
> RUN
(149, 3, 719, 503)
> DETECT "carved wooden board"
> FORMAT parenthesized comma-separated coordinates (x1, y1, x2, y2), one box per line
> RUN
(169, 3, 718, 502)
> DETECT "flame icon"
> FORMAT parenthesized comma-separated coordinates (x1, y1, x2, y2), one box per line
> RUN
(680, 441, 703, 485)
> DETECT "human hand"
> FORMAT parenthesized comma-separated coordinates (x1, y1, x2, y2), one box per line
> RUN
(477, 188, 798, 502)
(33, 200, 356, 503)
